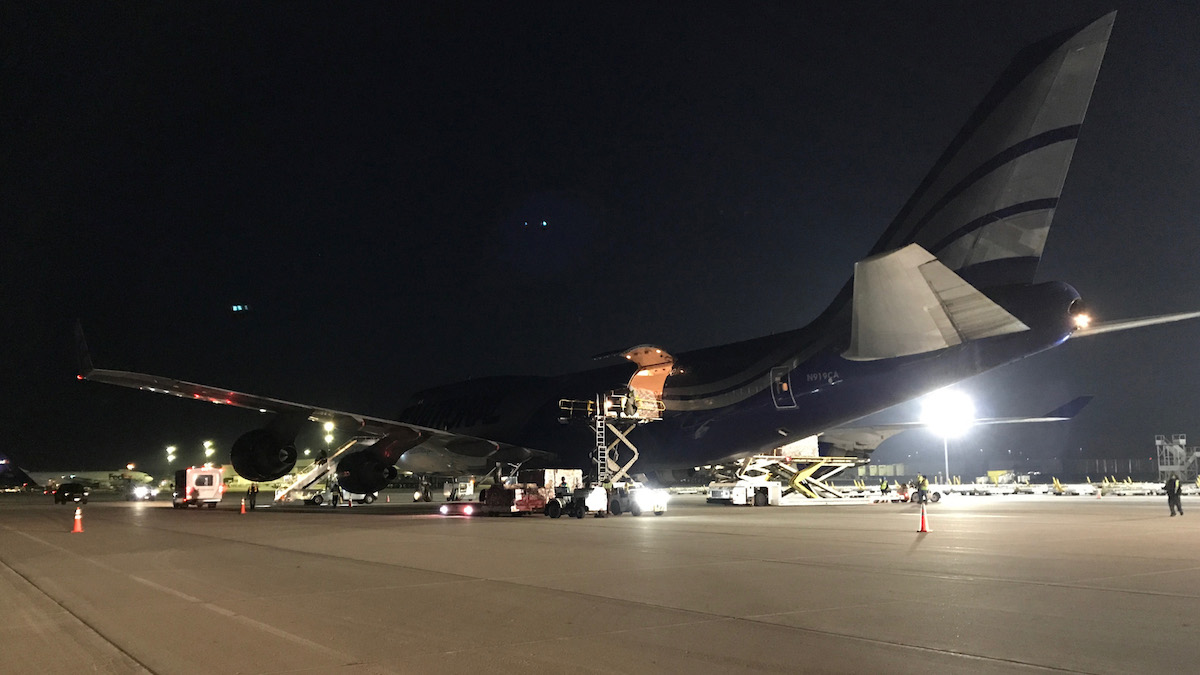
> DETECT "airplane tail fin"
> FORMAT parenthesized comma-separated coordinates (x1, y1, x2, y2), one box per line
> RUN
(868, 13, 1114, 290)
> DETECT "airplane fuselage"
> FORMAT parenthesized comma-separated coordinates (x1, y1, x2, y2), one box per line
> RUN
(394, 281, 1081, 475)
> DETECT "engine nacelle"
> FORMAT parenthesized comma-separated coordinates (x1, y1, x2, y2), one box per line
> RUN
(231, 428, 298, 482)
(335, 450, 398, 495)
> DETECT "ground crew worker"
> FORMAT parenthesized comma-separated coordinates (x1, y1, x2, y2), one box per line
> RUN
(916, 474, 929, 504)
(555, 477, 570, 498)
(1165, 474, 1183, 516)
(247, 482, 259, 510)
(879, 477, 889, 496)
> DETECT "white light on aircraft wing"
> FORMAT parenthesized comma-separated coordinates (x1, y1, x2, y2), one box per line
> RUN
(1073, 313, 1092, 329)
(921, 389, 975, 437)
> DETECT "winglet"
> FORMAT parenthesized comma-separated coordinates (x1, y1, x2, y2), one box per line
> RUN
(1043, 396, 1092, 420)
(74, 321, 94, 378)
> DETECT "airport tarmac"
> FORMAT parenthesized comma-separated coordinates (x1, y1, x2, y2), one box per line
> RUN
(2, 492, 1198, 674)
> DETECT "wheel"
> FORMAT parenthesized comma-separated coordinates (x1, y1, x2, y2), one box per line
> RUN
(363, 494, 376, 504)
(574, 505, 585, 519)
(630, 503, 642, 516)
(311, 494, 324, 506)
(207, 502, 216, 509)
(609, 500, 622, 516)
(477, 489, 487, 503)
(546, 500, 562, 519)
(753, 490, 768, 507)
(931, 492, 941, 503)
(653, 509, 665, 516)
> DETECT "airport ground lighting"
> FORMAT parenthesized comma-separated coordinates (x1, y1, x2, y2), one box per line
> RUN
(203, 439, 215, 458)
(921, 389, 975, 482)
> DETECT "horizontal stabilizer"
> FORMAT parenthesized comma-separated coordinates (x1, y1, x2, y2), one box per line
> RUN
(844, 244, 1029, 361)
(825, 395, 1091, 455)
(1038, 396, 1092, 421)
(1072, 311, 1200, 337)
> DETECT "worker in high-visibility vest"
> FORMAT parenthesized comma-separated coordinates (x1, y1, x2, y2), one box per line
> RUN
(879, 477, 889, 496)
(916, 474, 929, 504)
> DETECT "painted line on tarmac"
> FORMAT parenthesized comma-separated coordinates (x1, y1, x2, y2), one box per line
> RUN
(0, 526, 155, 674)
(3, 525, 396, 673)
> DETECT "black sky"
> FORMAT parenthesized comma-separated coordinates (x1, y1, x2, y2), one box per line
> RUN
(4, 2, 1199, 474)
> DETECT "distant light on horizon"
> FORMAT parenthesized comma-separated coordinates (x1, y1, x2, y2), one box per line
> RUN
(231, 304, 251, 312)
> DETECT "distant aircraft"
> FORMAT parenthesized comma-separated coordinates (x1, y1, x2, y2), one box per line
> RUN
(78, 13, 1200, 495)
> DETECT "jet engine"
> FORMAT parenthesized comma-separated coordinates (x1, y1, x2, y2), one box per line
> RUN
(335, 450, 399, 495)
(230, 428, 298, 482)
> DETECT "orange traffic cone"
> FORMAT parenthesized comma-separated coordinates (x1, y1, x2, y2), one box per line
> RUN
(240, 498, 246, 514)
(386, 495, 390, 503)
(917, 504, 930, 533)
(71, 507, 83, 533)
(348, 497, 353, 508)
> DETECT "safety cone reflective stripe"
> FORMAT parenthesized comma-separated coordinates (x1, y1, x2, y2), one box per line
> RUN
(240, 498, 246, 514)
(72, 507, 83, 533)
(917, 505, 930, 533)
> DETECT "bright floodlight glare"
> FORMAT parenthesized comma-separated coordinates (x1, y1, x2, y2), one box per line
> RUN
(323, 421, 334, 432)
(203, 440, 213, 448)
(324, 434, 334, 444)
(1073, 313, 1092, 329)
(921, 389, 975, 438)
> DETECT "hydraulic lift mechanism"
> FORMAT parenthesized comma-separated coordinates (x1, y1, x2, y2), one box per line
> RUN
(560, 345, 673, 483)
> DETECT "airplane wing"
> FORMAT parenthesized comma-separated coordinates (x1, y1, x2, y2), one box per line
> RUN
(74, 325, 548, 473)
(820, 396, 1092, 455)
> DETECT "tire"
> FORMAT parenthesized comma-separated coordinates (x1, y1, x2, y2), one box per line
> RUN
(363, 494, 377, 504)
(653, 509, 664, 516)
(311, 494, 324, 506)
(574, 505, 585, 519)
(207, 502, 216, 509)
(753, 490, 768, 507)
(630, 503, 642, 516)
(547, 500, 562, 519)
(931, 492, 941, 503)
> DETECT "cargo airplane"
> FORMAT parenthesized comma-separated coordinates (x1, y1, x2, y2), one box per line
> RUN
(79, 13, 1200, 495)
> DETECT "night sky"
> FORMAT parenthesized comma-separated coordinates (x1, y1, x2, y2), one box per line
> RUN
(5, 2, 1199, 476)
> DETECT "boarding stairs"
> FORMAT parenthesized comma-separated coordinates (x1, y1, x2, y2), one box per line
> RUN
(273, 438, 360, 502)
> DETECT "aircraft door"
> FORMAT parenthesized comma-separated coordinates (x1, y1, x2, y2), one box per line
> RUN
(771, 367, 797, 409)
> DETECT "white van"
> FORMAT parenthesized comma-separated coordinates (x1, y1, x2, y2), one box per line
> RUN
(172, 466, 225, 508)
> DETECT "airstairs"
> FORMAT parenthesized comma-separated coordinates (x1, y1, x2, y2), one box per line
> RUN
(273, 438, 360, 502)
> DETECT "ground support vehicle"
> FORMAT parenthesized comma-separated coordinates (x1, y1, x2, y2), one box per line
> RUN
(707, 480, 781, 506)
(475, 483, 546, 516)
(285, 485, 376, 506)
(172, 467, 225, 508)
(53, 482, 90, 505)
(566, 482, 669, 518)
